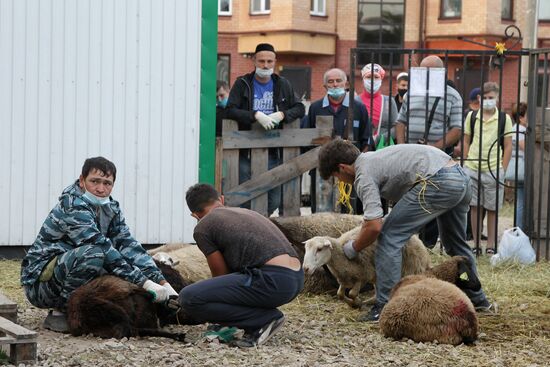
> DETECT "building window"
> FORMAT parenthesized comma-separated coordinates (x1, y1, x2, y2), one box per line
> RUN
(310, 0, 326, 16)
(250, 0, 270, 14)
(357, 0, 405, 67)
(440, 0, 461, 19)
(219, 0, 232, 16)
(217, 55, 230, 85)
(501, 0, 512, 20)
(540, 1, 550, 21)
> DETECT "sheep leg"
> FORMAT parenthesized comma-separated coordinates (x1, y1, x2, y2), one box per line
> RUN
(337, 285, 357, 307)
(337, 285, 346, 300)
(347, 282, 363, 308)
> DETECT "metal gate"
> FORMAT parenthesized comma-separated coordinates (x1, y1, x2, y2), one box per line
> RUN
(348, 27, 549, 260)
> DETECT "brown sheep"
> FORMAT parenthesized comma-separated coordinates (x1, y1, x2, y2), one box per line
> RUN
(379, 256, 481, 345)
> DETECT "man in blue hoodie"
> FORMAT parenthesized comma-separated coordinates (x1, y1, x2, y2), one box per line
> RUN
(21, 157, 178, 332)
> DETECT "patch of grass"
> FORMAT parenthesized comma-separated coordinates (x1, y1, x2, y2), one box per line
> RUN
(0, 260, 26, 306)
(0, 349, 8, 365)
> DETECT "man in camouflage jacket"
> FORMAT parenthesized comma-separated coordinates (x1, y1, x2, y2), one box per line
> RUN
(21, 157, 178, 332)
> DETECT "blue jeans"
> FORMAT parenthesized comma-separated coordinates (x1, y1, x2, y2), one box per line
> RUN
(179, 265, 304, 332)
(239, 149, 282, 215)
(516, 186, 524, 230)
(375, 164, 488, 306)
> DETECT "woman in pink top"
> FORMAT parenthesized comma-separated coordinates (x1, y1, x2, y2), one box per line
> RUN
(357, 63, 398, 147)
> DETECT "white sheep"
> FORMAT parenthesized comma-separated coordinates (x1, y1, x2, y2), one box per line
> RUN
(271, 213, 364, 294)
(379, 256, 482, 345)
(148, 243, 211, 283)
(302, 226, 430, 307)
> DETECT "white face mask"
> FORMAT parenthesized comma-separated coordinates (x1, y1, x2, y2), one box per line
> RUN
(363, 79, 382, 93)
(83, 191, 111, 206)
(482, 99, 497, 110)
(255, 67, 274, 78)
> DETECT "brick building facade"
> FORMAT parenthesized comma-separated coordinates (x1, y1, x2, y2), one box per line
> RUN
(217, 0, 548, 111)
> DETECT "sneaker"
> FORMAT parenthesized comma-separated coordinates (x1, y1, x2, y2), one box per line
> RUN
(358, 302, 385, 323)
(485, 248, 495, 256)
(231, 315, 286, 348)
(43, 310, 69, 333)
(474, 300, 498, 314)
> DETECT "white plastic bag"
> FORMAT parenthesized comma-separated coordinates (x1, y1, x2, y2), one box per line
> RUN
(491, 227, 536, 266)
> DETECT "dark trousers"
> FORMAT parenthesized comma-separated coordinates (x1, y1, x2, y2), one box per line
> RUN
(419, 219, 439, 249)
(179, 265, 304, 333)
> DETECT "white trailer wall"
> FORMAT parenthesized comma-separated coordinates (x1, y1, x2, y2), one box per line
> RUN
(0, 0, 202, 245)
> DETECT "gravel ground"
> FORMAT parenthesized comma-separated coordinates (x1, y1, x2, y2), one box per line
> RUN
(1, 253, 550, 367)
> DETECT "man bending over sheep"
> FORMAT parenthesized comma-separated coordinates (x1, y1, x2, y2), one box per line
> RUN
(318, 139, 492, 322)
(21, 157, 179, 333)
(181, 183, 304, 347)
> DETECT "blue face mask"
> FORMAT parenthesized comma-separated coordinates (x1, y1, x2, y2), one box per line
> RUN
(83, 191, 111, 206)
(327, 87, 346, 99)
(217, 98, 228, 108)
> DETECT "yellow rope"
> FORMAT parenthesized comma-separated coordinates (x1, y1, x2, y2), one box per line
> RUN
(336, 180, 354, 214)
(413, 173, 440, 214)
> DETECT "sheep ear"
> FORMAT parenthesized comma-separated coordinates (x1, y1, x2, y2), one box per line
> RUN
(459, 272, 469, 281)
(323, 239, 333, 249)
(172, 260, 180, 266)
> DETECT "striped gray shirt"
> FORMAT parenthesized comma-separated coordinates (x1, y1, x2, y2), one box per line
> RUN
(396, 86, 463, 144)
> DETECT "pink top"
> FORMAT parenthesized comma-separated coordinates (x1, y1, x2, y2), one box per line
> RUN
(360, 90, 383, 137)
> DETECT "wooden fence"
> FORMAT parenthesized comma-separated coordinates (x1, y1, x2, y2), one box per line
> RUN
(216, 117, 339, 217)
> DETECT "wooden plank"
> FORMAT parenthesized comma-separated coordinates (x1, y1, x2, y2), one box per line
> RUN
(250, 123, 268, 215)
(0, 293, 17, 323)
(282, 120, 301, 217)
(0, 317, 37, 340)
(222, 120, 240, 193)
(222, 127, 333, 149)
(225, 146, 321, 207)
(10, 342, 37, 364)
(214, 137, 223, 193)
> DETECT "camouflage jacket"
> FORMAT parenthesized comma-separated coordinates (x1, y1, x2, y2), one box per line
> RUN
(21, 181, 165, 286)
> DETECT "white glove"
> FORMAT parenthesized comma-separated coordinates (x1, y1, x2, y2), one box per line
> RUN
(163, 282, 179, 297)
(143, 280, 169, 303)
(268, 111, 284, 125)
(255, 111, 275, 130)
(343, 240, 359, 260)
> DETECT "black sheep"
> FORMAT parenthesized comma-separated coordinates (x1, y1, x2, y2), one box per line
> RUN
(66, 260, 196, 340)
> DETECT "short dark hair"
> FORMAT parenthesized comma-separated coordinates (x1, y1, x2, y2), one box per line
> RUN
(318, 139, 361, 180)
(81, 157, 117, 181)
(186, 183, 221, 213)
(512, 102, 528, 122)
(217, 80, 229, 91)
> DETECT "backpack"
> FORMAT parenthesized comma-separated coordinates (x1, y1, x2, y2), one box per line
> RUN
(469, 109, 507, 154)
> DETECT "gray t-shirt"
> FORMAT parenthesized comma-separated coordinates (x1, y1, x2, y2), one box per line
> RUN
(193, 207, 298, 273)
(354, 144, 452, 220)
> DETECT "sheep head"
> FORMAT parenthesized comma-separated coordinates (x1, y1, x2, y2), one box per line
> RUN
(152, 252, 180, 267)
(454, 256, 481, 291)
(302, 237, 333, 275)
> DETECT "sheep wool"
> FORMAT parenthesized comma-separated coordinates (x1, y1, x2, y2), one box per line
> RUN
(148, 243, 211, 283)
(380, 276, 478, 345)
(271, 213, 363, 294)
(303, 227, 431, 307)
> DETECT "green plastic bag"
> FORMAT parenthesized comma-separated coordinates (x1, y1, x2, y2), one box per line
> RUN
(376, 134, 395, 150)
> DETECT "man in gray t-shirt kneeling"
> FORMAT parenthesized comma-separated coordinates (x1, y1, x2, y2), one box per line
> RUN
(318, 139, 491, 322)
(180, 183, 304, 347)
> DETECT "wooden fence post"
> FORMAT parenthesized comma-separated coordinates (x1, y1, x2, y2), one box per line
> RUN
(282, 119, 301, 216)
